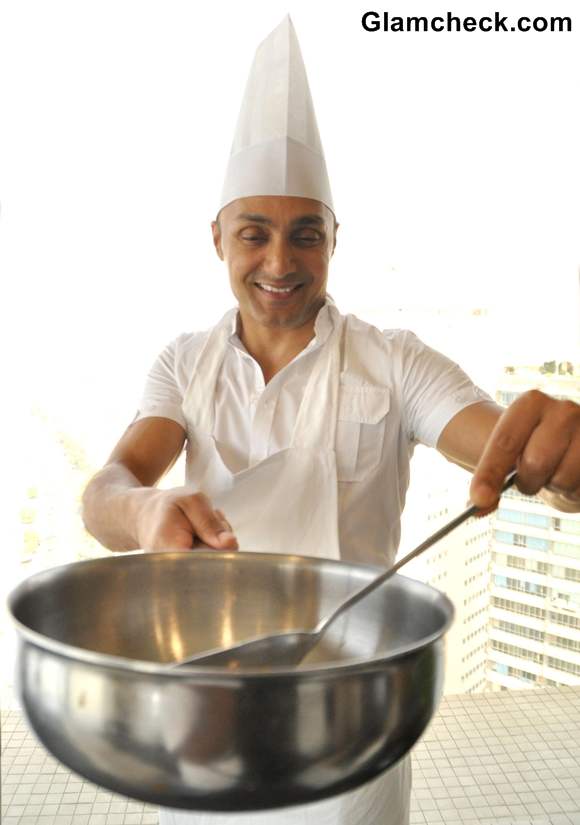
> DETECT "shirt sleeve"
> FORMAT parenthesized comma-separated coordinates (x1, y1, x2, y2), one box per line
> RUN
(134, 337, 188, 429)
(396, 330, 493, 448)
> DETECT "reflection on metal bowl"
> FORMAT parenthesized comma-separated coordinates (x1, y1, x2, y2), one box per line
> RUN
(8, 550, 453, 811)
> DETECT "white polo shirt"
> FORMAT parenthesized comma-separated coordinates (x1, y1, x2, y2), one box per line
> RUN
(136, 301, 491, 565)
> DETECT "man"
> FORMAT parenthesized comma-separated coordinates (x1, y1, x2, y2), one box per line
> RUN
(82, 15, 580, 825)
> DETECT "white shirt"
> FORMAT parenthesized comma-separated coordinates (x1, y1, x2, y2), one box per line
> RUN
(136, 300, 491, 565)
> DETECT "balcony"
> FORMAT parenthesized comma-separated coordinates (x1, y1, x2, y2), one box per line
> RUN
(491, 584, 546, 610)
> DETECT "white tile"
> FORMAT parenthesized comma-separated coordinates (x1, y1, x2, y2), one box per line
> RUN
(57, 803, 77, 815)
(9, 793, 33, 805)
(507, 804, 528, 816)
(41, 804, 60, 815)
(75, 803, 93, 814)
(23, 803, 43, 815)
(92, 801, 111, 813)
(560, 798, 580, 813)
(5, 807, 25, 817)
(430, 788, 449, 800)
(544, 800, 565, 814)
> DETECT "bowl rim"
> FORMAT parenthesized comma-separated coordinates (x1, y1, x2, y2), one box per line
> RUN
(8, 550, 455, 678)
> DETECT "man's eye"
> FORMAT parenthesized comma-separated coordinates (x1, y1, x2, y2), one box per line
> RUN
(240, 232, 266, 242)
(293, 231, 322, 244)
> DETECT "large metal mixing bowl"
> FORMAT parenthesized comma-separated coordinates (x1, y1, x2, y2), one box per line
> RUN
(8, 551, 453, 811)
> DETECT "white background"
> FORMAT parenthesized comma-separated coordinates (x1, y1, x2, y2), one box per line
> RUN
(1, 0, 579, 465)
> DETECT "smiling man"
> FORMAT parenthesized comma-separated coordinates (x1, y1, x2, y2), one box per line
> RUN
(82, 15, 580, 825)
(213, 196, 336, 379)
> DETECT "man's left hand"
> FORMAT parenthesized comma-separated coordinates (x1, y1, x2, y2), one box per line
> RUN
(470, 390, 580, 512)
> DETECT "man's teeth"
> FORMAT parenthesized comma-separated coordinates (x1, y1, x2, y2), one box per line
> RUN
(257, 283, 297, 294)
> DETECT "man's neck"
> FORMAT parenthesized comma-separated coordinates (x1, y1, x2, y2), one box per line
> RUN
(238, 315, 319, 384)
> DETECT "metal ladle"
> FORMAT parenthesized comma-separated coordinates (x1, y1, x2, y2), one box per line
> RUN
(173, 472, 517, 670)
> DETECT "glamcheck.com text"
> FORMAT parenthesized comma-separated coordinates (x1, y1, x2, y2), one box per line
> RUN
(361, 11, 572, 33)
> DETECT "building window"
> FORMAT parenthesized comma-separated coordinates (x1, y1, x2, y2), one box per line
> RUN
(551, 566, 580, 583)
(494, 620, 544, 642)
(553, 542, 580, 560)
(496, 508, 550, 529)
(527, 536, 550, 552)
(561, 519, 580, 536)
(547, 635, 580, 653)
(546, 657, 580, 676)
(497, 391, 520, 406)
(494, 577, 548, 597)
(492, 597, 546, 620)
(501, 555, 550, 575)
(491, 662, 537, 682)
(492, 640, 543, 663)
(549, 611, 580, 630)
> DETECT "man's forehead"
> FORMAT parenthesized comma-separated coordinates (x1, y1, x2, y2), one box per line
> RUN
(221, 196, 333, 225)
(233, 212, 326, 227)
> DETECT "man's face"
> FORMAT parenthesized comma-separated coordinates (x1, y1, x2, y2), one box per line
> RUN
(212, 196, 337, 331)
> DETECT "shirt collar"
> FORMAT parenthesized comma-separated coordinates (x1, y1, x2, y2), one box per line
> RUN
(227, 296, 339, 354)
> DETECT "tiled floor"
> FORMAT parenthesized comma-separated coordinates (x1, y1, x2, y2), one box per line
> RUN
(2, 686, 580, 824)
(410, 686, 580, 825)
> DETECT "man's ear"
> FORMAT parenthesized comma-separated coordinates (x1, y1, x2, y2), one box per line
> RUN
(332, 222, 339, 256)
(211, 221, 224, 260)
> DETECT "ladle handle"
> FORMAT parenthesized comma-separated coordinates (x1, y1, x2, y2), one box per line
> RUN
(314, 471, 518, 635)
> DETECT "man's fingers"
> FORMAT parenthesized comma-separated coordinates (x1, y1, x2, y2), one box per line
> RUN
(546, 432, 580, 501)
(177, 493, 238, 550)
(471, 391, 580, 509)
(514, 415, 573, 496)
(470, 391, 545, 508)
(155, 529, 195, 552)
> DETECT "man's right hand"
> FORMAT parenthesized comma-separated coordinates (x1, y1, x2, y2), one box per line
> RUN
(81, 417, 240, 553)
(134, 487, 239, 552)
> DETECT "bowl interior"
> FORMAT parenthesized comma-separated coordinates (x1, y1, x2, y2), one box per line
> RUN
(10, 551, 453, 666)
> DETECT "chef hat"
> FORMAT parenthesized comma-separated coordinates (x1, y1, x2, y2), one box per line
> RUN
(218, 15, 334, 215)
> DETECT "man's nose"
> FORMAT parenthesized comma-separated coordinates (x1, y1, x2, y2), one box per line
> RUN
(262, 238, 296, 278)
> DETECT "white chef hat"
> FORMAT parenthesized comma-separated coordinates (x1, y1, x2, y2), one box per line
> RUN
(218, 15, 334, 216)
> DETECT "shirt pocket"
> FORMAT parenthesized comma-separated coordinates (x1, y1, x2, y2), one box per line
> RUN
(336, 386, 391, 482)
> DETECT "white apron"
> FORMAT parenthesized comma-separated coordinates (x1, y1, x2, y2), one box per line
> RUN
(159, 310, 410, 825)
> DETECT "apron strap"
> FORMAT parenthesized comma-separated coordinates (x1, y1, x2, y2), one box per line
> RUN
(183, 310, 236, 434)
(291, 313, 345, 451)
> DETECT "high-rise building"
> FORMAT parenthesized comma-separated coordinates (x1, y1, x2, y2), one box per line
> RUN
(398, 447, 492, 695)
(488, 361, 580, 690)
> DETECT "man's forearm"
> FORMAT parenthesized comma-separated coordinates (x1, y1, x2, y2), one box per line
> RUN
(82, 463, 153, 552)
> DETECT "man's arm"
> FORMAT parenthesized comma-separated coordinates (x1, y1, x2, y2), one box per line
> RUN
(437, 391, 580, 513)
(82, 416, 238, 552)
(436, 400, 503, 472)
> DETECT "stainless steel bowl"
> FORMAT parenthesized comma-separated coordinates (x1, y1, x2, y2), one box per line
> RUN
(8, 551, 453, 811)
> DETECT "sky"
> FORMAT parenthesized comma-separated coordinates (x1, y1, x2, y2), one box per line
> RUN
(1, 0, 579, 465)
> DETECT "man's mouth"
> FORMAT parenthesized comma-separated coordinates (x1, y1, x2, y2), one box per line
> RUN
(254, 282, 303, 295)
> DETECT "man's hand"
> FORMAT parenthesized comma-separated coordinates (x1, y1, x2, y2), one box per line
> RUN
(134, 488, 239, 552)
(470, 390, 580, 512)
